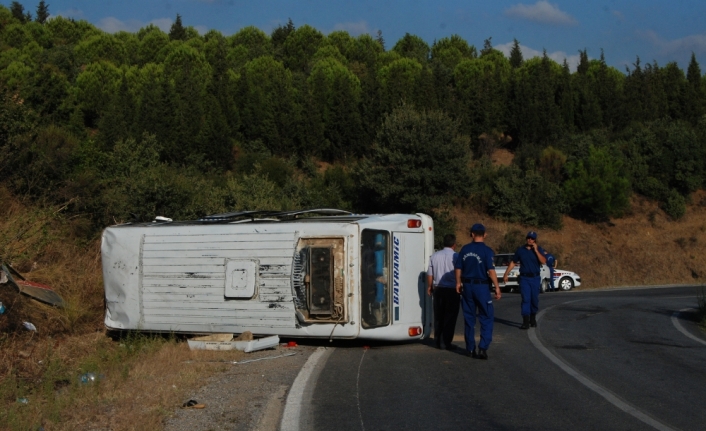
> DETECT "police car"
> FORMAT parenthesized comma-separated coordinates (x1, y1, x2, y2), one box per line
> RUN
(551, 269, 582, 291)
(494, 253, 581, 292)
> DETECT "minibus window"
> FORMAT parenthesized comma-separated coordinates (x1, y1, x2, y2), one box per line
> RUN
(361, 230, 390, 328)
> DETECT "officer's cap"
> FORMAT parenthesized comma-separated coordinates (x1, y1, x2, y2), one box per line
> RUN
(471, 223, 486, 233)
(526, 231, 537, 239)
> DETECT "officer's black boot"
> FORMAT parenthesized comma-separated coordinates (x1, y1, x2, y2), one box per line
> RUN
(530, 313, 537, 327)
(520, 315, 530, 330)
(477, 348, 488, 360)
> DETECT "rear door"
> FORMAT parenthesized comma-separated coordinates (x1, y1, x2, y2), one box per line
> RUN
(392, 232, 427, 327)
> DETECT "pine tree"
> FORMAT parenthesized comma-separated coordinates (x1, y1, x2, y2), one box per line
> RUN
(169, 14, 187, 41)
(271, 18, 295, 50)
(509, 38, 523, 68)
(481, 37, 493, 56)
(685, 52, 705, 123)
(375, 30, 385, 51)
(10, 1, 27, 23)
(576, 49, 589, 74)
(36, 1, 49, 24)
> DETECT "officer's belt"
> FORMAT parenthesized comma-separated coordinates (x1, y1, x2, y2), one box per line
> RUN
(519, 272, 540, 277)
(462, 278, 489, 284)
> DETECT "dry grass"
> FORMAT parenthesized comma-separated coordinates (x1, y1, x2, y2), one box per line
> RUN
(490, 148, 514, 167)
(453, 191, 706, 288)
(2, 331, 246, 430)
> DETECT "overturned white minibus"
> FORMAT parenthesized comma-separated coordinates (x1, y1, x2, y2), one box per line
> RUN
(101, 210, 434, 340)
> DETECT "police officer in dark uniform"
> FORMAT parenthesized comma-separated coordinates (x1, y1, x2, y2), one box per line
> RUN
(454, 224, 501, 359)
(504, 231, 546, 329)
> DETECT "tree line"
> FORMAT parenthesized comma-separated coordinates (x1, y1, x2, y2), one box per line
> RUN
(0, 2, 705, 244)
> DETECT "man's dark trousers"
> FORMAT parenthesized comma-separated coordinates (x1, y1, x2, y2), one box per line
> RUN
(460, 283, 494, 352)
(519, 275, 541, 316)
(433, 287, 460, 348)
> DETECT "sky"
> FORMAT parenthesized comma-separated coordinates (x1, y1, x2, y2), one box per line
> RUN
(10, 0, 706, 72)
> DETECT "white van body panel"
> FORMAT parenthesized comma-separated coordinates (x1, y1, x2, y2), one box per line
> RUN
(101, 213, 433, 340)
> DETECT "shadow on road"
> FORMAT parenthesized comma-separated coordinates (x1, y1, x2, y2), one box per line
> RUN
(494, 316, 522, 328)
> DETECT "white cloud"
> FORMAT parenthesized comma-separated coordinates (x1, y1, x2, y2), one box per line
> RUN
(97, 17, 173, 33)
(54, 8, 85, 19)
(504, 1, 577, 26)
(496, 41, 582, 71)
(332, 21, 370, 36)
(640, 30, 706, 56)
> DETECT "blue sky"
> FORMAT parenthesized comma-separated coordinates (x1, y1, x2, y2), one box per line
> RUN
(10, 0, 706, 72)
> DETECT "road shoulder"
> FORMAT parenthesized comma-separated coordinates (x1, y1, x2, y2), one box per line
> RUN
(163, 345, 318, 431)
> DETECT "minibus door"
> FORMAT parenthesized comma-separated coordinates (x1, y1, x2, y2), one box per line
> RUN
(391, 232, 428, 331)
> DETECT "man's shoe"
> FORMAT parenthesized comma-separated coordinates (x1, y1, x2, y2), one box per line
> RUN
(530, 314, 537, 327)
(477, 348, 488, 360)
(465, 348, 478, 358)
(520, 315, 530, 330)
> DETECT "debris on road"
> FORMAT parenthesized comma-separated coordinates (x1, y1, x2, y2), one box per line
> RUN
(232, 352, 296, 364)
(22, 321, 36, 331)
(187, 334, 279, 353)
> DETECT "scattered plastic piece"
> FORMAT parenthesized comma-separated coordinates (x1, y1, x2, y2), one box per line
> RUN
(22, 322, 37, 331)
(187, 335, 279, 352)
(0, 301, 5, 315)
(363, 346, 370, 350)
(79, 373, 96, 384)
(79, 373, 104, 384)
(16, 398, 28, 404)
(286, 341, 297, 348)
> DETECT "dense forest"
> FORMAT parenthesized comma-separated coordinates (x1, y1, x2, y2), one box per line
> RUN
(1, 1, 706, 244)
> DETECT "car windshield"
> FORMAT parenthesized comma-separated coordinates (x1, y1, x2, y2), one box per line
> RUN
(493, 255, 514, 267)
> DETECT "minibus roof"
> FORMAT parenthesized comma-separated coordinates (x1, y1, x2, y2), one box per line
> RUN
(110, 209, 419, 228)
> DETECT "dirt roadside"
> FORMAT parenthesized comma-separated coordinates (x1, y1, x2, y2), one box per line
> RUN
(163, 344, 318, 431)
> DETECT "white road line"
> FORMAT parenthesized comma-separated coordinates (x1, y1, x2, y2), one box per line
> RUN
(671, 308, 706, 346)
(355, 348, 368, 431)
(280, 347, 333, 431)
(530, 306, 676, 431)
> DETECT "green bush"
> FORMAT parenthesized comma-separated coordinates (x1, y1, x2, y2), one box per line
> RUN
(563, 145, 630, 221)
(660, 189, 686, 219)
(488, 166, 566, 228)
(355, 104, 471, 213)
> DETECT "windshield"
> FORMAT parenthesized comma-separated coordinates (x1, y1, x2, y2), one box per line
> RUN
(360, 230, 390, 328)
(493, 254, 514, 267)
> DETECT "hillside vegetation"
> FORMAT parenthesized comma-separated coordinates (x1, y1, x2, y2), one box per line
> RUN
(0, 3, 705, 244)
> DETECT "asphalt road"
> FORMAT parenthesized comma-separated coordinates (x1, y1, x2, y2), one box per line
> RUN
(300, 286, 706, 431)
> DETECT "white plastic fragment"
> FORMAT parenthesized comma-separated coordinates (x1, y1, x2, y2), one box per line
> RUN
(22, 322, 37, 331)
(187, 335, 280, 352)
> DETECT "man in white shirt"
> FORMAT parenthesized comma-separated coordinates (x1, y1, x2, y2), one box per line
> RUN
(427, 234, 460, 350)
